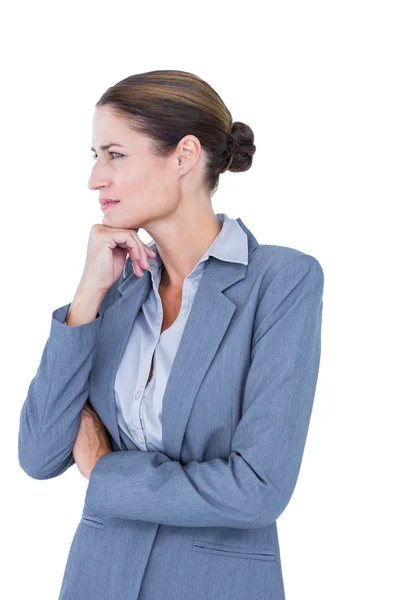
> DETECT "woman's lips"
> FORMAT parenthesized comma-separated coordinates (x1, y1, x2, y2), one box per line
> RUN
(101, 201, 120, 211)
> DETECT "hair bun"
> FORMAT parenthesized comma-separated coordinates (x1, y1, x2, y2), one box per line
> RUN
(224, 121, 256, 173)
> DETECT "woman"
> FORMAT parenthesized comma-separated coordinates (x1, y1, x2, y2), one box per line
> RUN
(18, 69, 324, 600)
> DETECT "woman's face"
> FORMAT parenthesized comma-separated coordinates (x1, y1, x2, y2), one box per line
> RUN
(88, 105, 182, 231)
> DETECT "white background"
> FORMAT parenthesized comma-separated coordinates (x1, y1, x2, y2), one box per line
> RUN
(3, 0, 399, 598)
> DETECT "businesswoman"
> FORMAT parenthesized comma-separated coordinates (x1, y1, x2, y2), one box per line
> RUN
(18, 69, 324, 600)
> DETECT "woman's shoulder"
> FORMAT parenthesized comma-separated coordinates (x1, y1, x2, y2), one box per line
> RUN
(252, 243, 324, 282)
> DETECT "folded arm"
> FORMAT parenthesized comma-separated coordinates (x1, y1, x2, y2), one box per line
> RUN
(18, 303, 103, 479)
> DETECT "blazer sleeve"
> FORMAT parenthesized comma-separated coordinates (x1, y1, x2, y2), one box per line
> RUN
(84, 254, 324, 529)
(18, 303, 103, 480)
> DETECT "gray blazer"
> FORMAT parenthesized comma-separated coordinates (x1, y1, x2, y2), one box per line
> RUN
(18, 216, 324, 600)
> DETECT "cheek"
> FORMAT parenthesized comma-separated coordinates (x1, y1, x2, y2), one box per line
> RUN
(139, 167, 173, 197)
(119, 159, 175, 201)
(117, 168, 148, 196)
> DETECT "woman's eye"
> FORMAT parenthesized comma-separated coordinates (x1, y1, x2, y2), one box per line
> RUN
(91, 152, 123, 160)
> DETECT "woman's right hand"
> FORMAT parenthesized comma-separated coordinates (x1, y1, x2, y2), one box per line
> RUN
(78, 223, 157, 295)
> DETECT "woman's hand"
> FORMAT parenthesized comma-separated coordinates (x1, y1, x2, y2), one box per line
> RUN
(79, 223, 157, 296)
(73, 400, 113, 479)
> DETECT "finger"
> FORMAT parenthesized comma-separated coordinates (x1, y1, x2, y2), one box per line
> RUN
(132, 228, 157, 258)
(131, 240, 152, 273)
(124, 232, 148, 270)
(145, 246, 157, 257)
(133, 234, 150, 269)
(130, 233, 157, 265)
(132, 259, 144, 277)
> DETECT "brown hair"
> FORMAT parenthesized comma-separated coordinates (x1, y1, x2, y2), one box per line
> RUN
(95, 69, 256, 195)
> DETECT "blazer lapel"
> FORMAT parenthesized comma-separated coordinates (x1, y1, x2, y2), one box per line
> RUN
(89, 217, 259, 459)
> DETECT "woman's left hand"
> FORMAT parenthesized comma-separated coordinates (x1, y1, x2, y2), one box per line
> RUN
(73, 400, 113, 479)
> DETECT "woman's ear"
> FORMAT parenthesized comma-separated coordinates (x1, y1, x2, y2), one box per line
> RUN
(176, 135, 201, 171)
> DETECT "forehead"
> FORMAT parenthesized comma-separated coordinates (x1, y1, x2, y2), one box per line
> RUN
(92, 106, 132, 139)
(91, 106, 154, 152)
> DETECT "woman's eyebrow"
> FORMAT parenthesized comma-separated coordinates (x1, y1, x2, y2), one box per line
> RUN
(91, 143, 124, 152)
